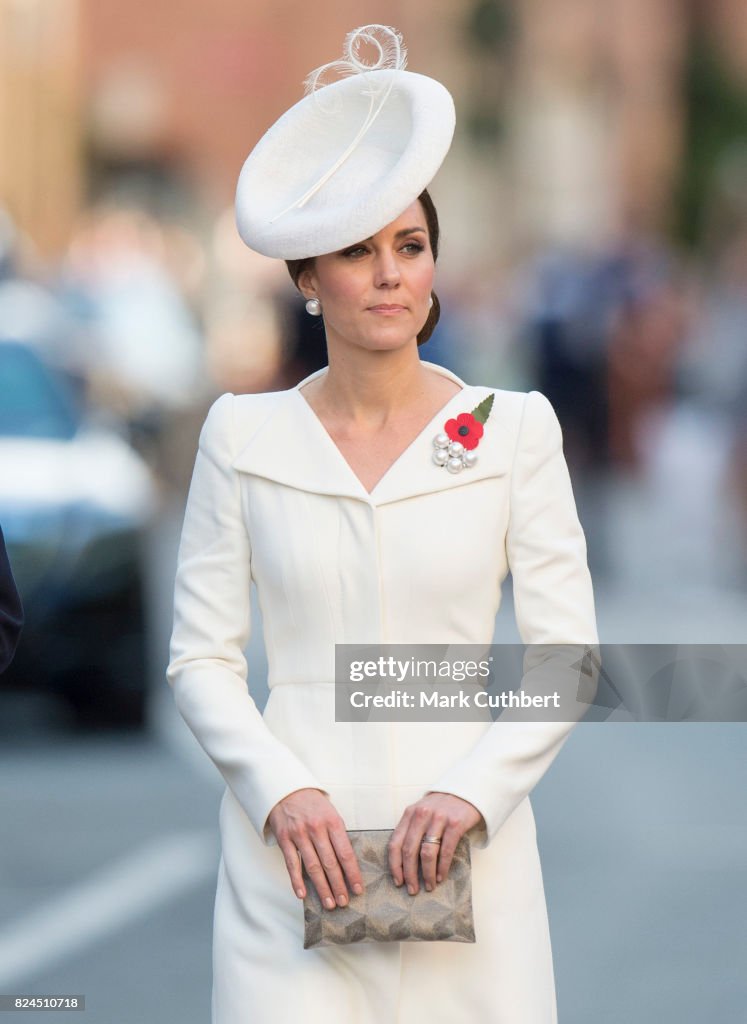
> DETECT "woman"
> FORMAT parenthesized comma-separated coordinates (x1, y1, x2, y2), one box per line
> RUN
(167, 25, 598, 1023)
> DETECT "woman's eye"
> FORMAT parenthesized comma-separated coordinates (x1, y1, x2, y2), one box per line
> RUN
(341, 242, 424, 258)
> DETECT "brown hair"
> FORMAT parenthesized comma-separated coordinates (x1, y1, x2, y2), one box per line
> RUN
(285, 188, 441, 346)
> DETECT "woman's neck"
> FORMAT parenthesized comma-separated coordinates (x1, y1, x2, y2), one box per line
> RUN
(309, 342, 432, 427)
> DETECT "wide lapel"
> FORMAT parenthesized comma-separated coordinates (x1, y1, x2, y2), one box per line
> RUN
(231, 377, 368, 500)
(230, 362, 514, 504)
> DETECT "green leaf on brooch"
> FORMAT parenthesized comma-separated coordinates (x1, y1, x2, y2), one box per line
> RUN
(471, 393, 494, 425)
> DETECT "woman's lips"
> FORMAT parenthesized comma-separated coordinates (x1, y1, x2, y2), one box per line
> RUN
(368, 305, 407, 314)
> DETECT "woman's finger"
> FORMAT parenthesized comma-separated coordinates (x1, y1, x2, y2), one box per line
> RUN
(296, 833, 339, 910)
(328, 825, 365, 897)
(401, 805, 431, 895)
(279, 839, 307, 899)
(308, 827, 354, 907)
(418, 811, 447, 890)
(431, 818, 462, 885)
(388, 808, 412, 887)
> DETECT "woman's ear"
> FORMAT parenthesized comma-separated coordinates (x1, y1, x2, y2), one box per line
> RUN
(297, 265, 317, 301)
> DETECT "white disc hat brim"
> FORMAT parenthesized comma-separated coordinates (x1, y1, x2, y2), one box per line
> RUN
(235, 68, 455, 260)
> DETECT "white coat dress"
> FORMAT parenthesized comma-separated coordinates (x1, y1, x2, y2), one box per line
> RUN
(166, 359, 599, 1024)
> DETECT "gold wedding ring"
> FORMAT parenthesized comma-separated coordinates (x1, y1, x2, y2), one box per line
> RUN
(421, 835, 442, 844)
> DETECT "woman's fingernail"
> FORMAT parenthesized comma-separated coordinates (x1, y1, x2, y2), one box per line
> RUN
(353, 884, 363, 895)
(436, 874, 443, 883)
(337, 894, 347, 906)
(425, 883, 433, 892)
(296, 888, 305, 899)
(408, 885, 416, 896)
(324, 897, 335, 909)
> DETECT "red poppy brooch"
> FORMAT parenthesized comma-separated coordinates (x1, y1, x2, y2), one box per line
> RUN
(432, 394, 494, 473)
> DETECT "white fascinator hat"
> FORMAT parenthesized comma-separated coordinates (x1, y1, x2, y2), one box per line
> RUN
(235, 24, 456, 260)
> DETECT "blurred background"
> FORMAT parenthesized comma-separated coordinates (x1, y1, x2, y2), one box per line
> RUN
(0, 1, 745, 1021)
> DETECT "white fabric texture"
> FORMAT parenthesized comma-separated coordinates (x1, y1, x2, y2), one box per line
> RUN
(167, 361, 599, 1023)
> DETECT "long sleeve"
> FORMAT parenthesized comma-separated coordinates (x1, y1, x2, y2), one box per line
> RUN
(166, 393, 329, 847)
(425, 389, 599, 848)
(0, 524, 24, 675)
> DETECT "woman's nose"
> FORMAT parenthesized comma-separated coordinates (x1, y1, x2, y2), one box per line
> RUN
(373, 252, 401, 287)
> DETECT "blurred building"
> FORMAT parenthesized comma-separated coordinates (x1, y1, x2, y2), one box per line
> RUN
(2, 0, 747, 265)
(0, 0, 82, 261)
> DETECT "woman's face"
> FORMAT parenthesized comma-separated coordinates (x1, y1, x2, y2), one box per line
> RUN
(298, 199, 434, 352)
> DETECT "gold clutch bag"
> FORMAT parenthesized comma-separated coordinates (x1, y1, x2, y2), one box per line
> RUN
(302, 828, 476, 948)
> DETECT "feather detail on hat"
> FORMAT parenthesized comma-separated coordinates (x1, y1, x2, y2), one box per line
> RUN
(302, 24, 408, 95)
(270, 27, 408, 223)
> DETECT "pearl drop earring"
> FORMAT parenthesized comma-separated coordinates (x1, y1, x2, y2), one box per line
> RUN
(428, 296, 434, 309)
(305, 297, 322, 316)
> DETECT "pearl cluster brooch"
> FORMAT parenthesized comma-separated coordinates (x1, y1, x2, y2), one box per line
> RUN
(432, 393, 495, 473)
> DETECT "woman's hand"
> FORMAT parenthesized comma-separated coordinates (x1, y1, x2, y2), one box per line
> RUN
(267, 788, 364, 910)
(388, 792, 484, 895)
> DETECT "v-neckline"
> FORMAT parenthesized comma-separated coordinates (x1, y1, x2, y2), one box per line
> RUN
(292, 364, 467, 499)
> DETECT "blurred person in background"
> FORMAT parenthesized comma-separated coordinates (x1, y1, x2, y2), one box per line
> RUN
(679, 228, 747, 578)
(0, 208, 18, 281)
(0, 205, 99, 409)
(605, 227, 688, 477)
(516, 242, 614, 577)
(431, 269, 518, 388)
(0, 523, 23, 674)
(59, 202, 207, 460)
(167, 24, 598, 1024)
(518, 244, 611, 478)
(203, 207, 296, 394)
(0, 206, 42, 284)
(736, 388, 747, 576)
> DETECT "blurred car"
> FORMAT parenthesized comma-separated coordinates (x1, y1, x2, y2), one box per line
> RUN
(0, 339, 157, 727)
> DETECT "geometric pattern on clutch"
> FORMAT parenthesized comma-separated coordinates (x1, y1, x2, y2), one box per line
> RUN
(302, 828, 475, 948)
